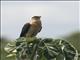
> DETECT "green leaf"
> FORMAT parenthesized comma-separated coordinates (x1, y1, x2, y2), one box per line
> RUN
(4, 37, 79, 60)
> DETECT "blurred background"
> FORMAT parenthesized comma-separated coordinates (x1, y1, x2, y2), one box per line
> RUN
(1, 1, 80, 60)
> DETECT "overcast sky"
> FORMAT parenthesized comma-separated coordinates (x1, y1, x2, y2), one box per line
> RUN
(1, 1, 79, 40)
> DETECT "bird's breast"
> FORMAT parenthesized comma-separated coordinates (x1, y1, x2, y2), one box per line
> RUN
(30, 23, 41, 31)
(26, 23, 42, 37)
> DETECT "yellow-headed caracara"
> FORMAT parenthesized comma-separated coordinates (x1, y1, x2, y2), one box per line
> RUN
(16, 16, 42, 59)
(20, 16, 42, 37)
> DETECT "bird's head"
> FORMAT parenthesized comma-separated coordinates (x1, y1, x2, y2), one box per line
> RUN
(31, 16, 41, 20)
(30, 16, 41, 24)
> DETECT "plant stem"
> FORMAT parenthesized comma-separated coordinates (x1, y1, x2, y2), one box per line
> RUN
(31, 43, 38, 60)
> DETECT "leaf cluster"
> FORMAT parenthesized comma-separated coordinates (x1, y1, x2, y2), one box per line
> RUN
(4, 37, 79, 60)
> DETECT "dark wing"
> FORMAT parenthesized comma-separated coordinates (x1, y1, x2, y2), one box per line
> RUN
(20, 23, 31, 37)
(38, 26, 42, 32)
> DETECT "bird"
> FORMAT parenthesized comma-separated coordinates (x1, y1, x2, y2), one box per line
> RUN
(20, 16, 42, 37)
(16, 16, 42, 60)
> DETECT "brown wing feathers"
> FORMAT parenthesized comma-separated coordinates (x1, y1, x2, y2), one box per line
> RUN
(20, 23, 31, 37)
